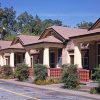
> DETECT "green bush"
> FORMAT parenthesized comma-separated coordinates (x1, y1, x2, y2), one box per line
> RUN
(92, 65, 100, 83)
(3, 65, 13, 77)
(62, 64, 79, 89)
(34, 64, 47, 81)
(90, 87, 97, 94)
(15, 63, 29, 81)
(91, 65, 100, 94)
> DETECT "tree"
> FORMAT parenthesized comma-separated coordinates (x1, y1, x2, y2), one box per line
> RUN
(0, 5, 64, 39)
(77, 21, 93, 29)
(32, 15, 42, 35)
(17, 11, 33, 33)
(42, 19, 62, 29)
(2, 7, 16, 31)
(4, 33, 15, 41)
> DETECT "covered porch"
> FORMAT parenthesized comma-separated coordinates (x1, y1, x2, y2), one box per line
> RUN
(0, 49, 26, 68)
(72, 33, 100, 70)
(25, 42, 64, 68)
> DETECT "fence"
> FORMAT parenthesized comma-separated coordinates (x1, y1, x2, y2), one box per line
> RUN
(47, 68, 90, 83)
(78, 69, 90, 83)
(47, 68, 63, 78)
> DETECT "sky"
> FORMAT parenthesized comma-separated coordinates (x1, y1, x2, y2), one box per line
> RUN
(0, 0, 100, 27)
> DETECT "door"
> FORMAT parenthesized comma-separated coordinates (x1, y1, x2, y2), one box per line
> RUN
(50, 52, 55, 68)
(33, 54, 39, 65)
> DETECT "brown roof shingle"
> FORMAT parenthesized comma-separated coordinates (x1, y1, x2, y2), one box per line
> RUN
(0, 40, 12, 50)
(9, 43, 24, 49)
(49, 26, 88, 39)
(17, 35, 39, 45)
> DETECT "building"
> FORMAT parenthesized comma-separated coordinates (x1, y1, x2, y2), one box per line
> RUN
(0, 18, 100, 73)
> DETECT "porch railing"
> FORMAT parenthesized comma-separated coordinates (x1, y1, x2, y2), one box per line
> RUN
(47, 68, 63, 78)
(78, 69, 90, 83)
(47, 68, 90, 83)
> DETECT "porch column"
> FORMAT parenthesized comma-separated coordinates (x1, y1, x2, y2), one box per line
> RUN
(10, 52, 14, 67)
(62, 48, 70, 64)
(0, 55, 4, 66)
(43, 47, 49, 67)
(74, 45, 82, 68)
(25, 51, 31, 67)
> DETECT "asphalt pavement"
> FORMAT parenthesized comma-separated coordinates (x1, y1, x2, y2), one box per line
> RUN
(0, 80, 97, 100)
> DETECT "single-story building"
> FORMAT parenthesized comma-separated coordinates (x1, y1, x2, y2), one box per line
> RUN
(0, 18, 100, 77)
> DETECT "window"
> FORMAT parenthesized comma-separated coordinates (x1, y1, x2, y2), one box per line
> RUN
(97, 44, 100, 65)
(70, 55, 74, 64)
(57, 49, 62, 67)
(81, 50, 89, 69)
(82, 57, 88, 67)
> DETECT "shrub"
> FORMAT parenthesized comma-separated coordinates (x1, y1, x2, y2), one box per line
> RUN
(34, 79, 62, 85)
(3, 65, 13, 77)
(34, 80, 49, 85)
(92, 65, 100, 83)
(15, 63, 29, 81)
(34, 64, 47, 81)
(62, 64, 79, 89)
(90, 87, 97, 94)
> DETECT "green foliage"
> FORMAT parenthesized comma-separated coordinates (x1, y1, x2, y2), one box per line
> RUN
(77, 21, 93, 29)
(34, 79, 62, 85)
(3, 65, 13, 77)
(92, 65, 100, 84)
(90, 87, 97, 94)
(62, 64, 79, 89)
(91, 65, 100, 94)
(34, 64, 47, 81)
(1, 7, 16, 31)
(4, 33, 15, 41)
(15, 63, 29, 81)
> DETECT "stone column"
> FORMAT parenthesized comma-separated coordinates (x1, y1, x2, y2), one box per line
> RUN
(10, 52, 14, 67)
(74, 45, 82, 68)
(43, 47, 49, 67)
(25, 51, 31, 67)
(0, 55, 4, 66)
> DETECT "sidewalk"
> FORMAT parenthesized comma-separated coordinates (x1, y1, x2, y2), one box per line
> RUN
(0, 79, 100, 100)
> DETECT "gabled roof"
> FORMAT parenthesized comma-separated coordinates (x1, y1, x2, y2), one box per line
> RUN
(40, 26, 87, 40)
(89, 18, 100, 30)
(50, 26, 87, 39)
(17, 35, 39, 45)
(38, 36, 62, 43)
(9, 43, 24, 49)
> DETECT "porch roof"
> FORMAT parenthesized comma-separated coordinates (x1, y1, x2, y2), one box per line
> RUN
(17, 35, 39, 45)
(9, 43, 24, 49)
(69, 28, 100, 38)
(0, 40, 12, 50)
(0, 40, 24, 51)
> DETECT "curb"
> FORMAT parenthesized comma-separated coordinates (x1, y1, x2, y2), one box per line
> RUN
(0, 79, 100, 100)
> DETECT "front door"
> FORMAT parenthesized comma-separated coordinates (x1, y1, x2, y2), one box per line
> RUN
(50, 52, 55, 68)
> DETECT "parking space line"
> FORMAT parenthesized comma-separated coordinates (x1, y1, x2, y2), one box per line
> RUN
(0, 87, 40, 100)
